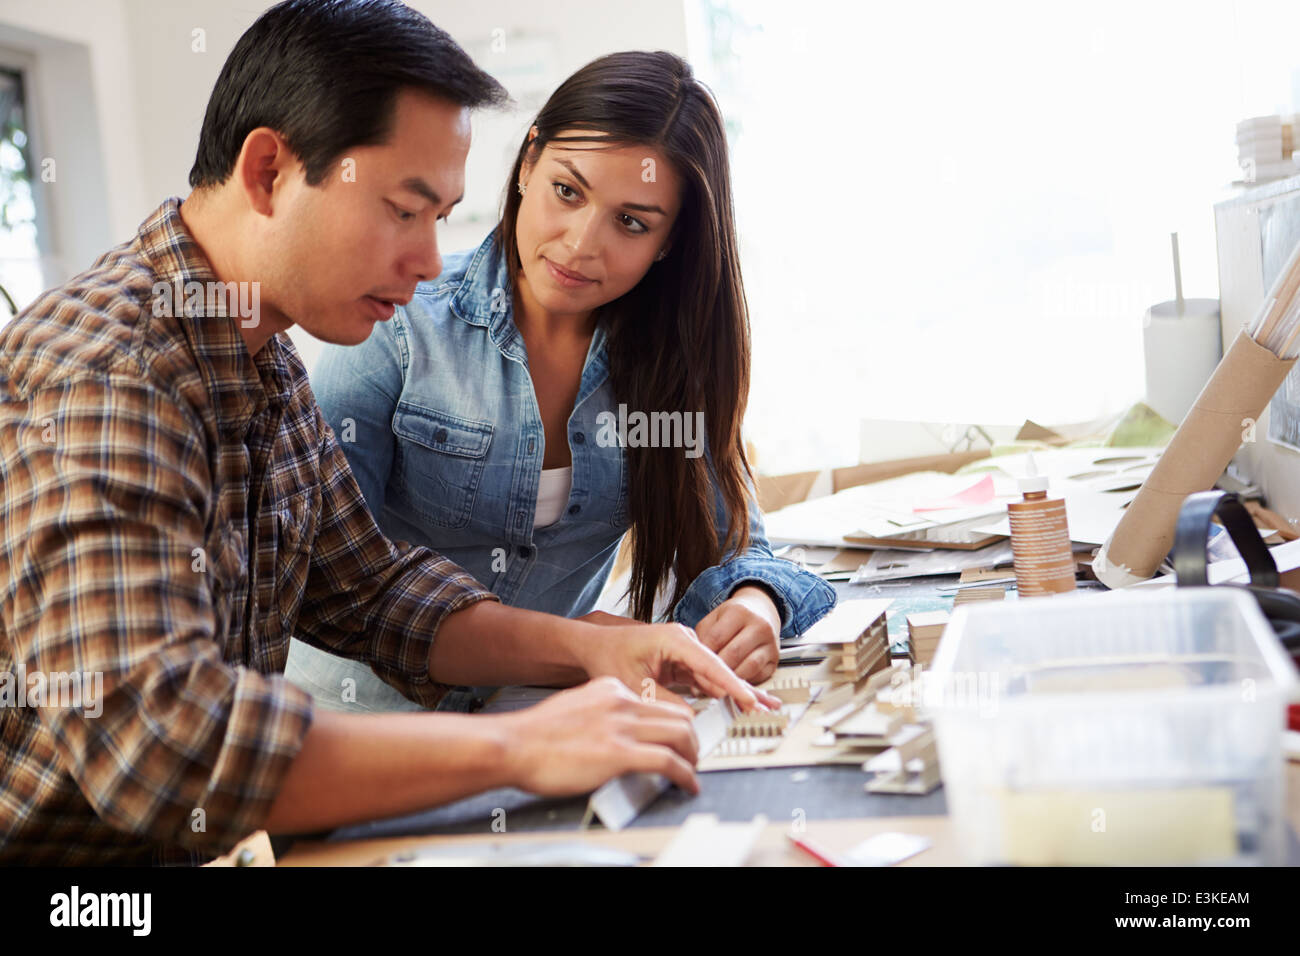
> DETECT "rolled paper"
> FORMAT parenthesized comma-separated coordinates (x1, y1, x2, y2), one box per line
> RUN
(1095, 328, 1297, 586)
(1254, 233, 1300, 348)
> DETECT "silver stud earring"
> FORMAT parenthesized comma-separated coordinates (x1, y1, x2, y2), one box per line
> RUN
(655, 249, 667, 261)
(517, 182, 526, 197)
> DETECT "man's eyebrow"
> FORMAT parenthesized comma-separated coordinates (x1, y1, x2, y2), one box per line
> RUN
(400, 176, 462, 208)
(554, 159, 665, 215)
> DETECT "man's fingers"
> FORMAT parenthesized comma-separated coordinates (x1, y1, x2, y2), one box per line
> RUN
(672, 654, 781, 711)
(664, 625, 766, 712)
(634, 744, 699, 794)
(628, 717, 699, 763)
(639, 681, 690, 713)
(671, 654, 733, 699)
(632, 692, 695, 722)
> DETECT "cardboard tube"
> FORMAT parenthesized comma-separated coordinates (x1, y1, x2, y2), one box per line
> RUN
(1256, 235, 1300, 345)
(1096, 329, 1297, 585)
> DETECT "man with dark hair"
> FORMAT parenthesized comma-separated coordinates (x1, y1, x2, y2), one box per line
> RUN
(187, 0, 510, 190)
(0, 0, 771, 865)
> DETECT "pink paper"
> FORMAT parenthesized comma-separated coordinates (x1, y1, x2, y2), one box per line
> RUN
(913, 473, 995, 512)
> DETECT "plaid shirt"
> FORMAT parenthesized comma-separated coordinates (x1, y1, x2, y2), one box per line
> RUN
(0, 198, 497, 865)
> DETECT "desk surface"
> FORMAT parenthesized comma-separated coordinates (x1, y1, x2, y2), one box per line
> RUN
(280, 815, 962, 867)
(318, 763, 943, 842)
(280, 759, 1300, 866)
(280, 576, 1300, 866)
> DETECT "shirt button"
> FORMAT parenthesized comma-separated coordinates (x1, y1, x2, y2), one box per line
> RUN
(434, 428, 449, 443)
(517, 544, 531, 558)
(573, 432, 585, 445)
(568, 504, 580, 516)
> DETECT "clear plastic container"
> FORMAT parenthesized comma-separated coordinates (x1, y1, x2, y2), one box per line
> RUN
(928, 587, 1298, 865)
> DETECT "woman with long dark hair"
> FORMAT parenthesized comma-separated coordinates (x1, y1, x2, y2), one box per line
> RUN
(286, 51, 835, 712)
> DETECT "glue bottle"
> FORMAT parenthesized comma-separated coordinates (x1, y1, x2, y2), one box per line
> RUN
(1007, 455, 1076, 597)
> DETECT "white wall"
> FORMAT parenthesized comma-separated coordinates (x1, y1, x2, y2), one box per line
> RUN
(0, 0, 688, 366)
(118, 0, 688, 256)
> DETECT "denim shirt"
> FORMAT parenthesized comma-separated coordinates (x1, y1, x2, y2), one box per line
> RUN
(307, 231, 835, 639)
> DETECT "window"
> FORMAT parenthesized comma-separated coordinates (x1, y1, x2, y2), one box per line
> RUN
(690, 0, 1300, 473)
(0, 64, 40, 321)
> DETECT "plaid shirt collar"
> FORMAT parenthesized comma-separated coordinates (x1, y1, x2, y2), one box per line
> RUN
(138, 197, 294, 434)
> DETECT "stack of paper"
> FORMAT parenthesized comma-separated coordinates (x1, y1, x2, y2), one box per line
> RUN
(1237, 115, 1299, 184)
(763, 472, 1010, 550)
(766, 448, 1164, 555)
(850, 540, 1014, 585)
(967, 447, 1164, 546)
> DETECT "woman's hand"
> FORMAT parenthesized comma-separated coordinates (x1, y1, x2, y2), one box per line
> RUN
(692, 585, 782, 684)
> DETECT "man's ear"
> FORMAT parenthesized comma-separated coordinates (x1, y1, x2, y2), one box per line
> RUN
(234, 126, 297, 216)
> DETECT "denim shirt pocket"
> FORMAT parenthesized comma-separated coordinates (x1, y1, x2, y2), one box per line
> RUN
(586, 401, 628, 528)
(391, 402, 494, 529)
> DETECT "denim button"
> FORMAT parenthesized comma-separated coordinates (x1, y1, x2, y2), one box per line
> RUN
(434, 427, 449, 443)
(573, 432, 585, 445)
(568, 504, 580, 516)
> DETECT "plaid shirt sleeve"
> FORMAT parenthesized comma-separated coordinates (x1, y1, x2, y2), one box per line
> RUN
(1, 374, 314, 853)
(291, 403, 499, 710)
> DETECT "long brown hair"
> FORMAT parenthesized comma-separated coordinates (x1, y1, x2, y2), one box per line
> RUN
(497, 51, 753, 621)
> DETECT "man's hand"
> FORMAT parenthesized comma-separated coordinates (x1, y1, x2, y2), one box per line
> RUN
(500, 677, 701, 796)
(573, 618, 781, 712)
(430, 602, 779, 707)
(692, 585, 782, 683)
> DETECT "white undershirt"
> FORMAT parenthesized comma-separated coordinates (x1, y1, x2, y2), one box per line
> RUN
(534, 466, 573, 528)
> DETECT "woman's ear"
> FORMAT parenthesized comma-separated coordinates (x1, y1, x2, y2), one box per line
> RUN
(519, 125, 541, 190)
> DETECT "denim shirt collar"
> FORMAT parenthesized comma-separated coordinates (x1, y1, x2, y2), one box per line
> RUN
(450, 230, 610, 395)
